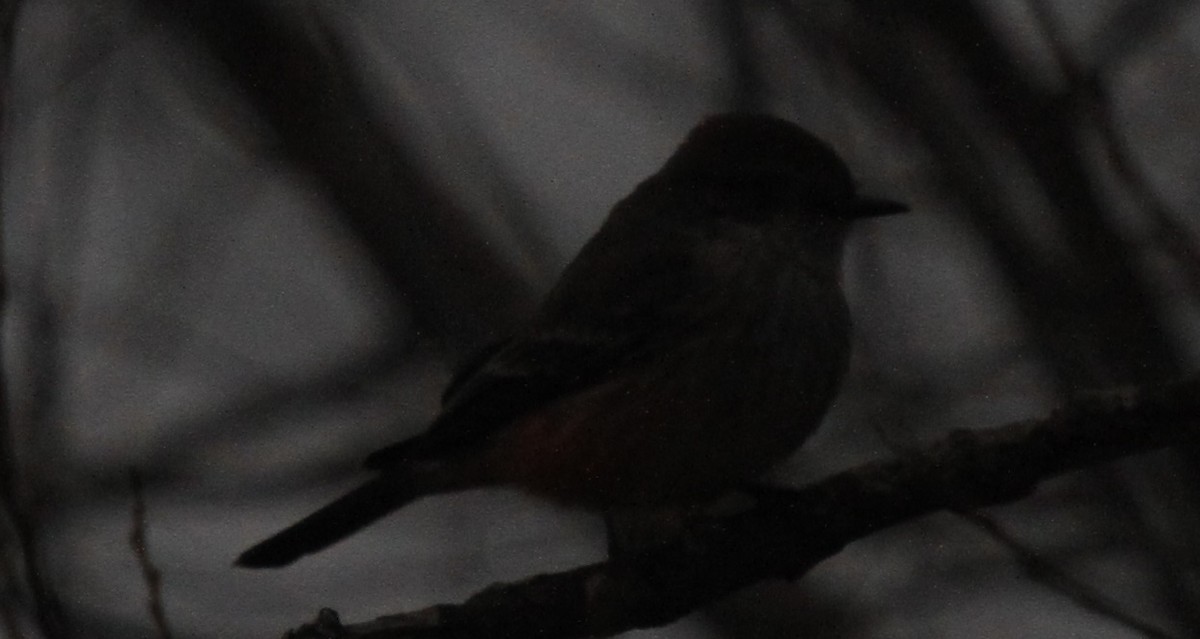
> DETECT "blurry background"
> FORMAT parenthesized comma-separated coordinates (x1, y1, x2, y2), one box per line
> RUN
(2, 1, 1200, 637)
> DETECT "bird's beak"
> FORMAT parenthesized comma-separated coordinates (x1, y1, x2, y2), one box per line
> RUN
(849, 197, 909, 218)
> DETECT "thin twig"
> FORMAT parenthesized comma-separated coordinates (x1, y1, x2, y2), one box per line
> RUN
(128, 470, 174, 639)
(961, 511, 1177, 639)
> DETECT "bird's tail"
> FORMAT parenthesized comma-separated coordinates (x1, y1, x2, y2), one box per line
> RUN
(236, 471, 430, 568)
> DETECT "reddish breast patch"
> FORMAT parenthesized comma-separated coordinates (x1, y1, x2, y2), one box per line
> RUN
(481, 380, 720, 508)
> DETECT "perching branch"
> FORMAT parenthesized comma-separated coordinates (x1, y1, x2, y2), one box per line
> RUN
(275, 375, 1200, 639)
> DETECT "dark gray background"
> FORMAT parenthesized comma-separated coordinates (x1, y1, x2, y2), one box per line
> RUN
(3, 1, 1199, 637)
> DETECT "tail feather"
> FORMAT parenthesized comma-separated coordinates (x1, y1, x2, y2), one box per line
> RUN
(236, 473, 422, 568)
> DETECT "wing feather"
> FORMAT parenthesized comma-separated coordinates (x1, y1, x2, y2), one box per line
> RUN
(365, 184, 709, 470)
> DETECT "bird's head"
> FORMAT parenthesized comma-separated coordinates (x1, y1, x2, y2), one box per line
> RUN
(660, 113, 907, 221)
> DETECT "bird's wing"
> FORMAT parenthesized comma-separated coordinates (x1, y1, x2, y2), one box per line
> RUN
(364, 188, 708, 470)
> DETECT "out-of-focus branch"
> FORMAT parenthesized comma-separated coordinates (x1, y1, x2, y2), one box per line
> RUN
(0, 0, 21, 629)
(893, 1, 1182, 386)
(1090, 0, 1198, 73)
(1030, 0, 1200, 303)
(713, 0, 767, 112)
(779, 0, 1190, 388)
(271, 376, 1200, 639)
(142, 0, 539, 350)
(0, 0, 24, 631)
(2, 3, 73, 638)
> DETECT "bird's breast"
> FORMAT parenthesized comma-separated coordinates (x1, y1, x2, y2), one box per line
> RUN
(487, 232, 852, 508)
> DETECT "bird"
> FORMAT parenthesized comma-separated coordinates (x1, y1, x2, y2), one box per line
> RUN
(236, 113, 906, 568)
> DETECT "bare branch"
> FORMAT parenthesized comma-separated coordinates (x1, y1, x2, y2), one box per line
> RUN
(269, 376, 1200, 639)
